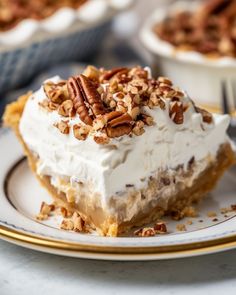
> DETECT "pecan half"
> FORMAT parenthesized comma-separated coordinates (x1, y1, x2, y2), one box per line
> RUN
(105, 111, 132, 127)
(67, 75, 106, 126)
(103, 111, 133, 138)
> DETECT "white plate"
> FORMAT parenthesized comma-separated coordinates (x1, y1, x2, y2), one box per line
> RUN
(1, 128, 236, 261)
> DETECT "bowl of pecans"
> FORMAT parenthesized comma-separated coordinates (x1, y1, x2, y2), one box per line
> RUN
(140, 0, 236, 108)
(0, 0, 133, 94)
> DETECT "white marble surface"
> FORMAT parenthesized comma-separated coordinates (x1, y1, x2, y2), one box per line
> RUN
(1, 239, 236, 295)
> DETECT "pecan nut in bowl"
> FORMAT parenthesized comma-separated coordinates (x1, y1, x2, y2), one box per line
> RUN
(140, 0, 236, 108)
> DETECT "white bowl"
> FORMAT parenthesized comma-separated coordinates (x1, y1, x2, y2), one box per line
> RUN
(140, 1, 236, 109)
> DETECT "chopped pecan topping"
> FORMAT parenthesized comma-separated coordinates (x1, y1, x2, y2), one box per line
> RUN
(139, 113, 154, 126)
(158, 76, 173, 86)
(132, 120, 145, 136)
(42, 65, 215, 144)
(94, 134, 110, 145)
(106, 124, 132, 138)
(116, 101, 128, 113)
(67, 75, 106, 125)
(195, 106, 213, 124)
(105, 111, 132, 127)
(128, 106, 140, 120)
(38, 99, 50, 111)
(100, 67, 129, 82)
(83, 65, 100, 82)
(169, 101, 184, 124)
(39, 99, 60, 112)
(73, 124, 91, 140)
(44, 81, 69, 104)
(58, 100, 75, 117)
(149, 93, 166, 109)
(48, 101, 59, 111)
(54, 120, 70, 134)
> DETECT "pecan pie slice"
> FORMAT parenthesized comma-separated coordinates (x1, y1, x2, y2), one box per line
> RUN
(3, 65, 235, 236)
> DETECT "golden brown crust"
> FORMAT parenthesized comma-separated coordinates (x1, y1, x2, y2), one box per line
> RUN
(3, 94, 236, 236)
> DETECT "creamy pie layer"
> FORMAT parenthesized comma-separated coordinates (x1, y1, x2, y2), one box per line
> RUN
(4, 65, 235, 236)
(46, 152, 216, 223)
(19, 76, 231, 212)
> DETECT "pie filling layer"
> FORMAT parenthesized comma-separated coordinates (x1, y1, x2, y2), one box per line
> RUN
(3, 65, 235, 236)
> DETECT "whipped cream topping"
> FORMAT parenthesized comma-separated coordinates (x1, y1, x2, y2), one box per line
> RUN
(19, 74, 231, 208)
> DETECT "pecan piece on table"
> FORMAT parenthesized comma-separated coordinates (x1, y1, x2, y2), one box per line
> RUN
(67, 75, 106, 126)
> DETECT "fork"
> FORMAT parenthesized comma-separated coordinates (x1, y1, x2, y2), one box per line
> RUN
(221, 80, 236, 141)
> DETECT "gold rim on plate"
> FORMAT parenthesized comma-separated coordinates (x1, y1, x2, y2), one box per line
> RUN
(2, 136, 236, 258)
(3, 155, 236, 258)
(1, 224, 236, 257)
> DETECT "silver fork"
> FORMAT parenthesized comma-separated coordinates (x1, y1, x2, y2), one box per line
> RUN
(221, 80, 236, 141)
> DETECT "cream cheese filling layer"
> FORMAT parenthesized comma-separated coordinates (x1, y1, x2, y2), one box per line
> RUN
(19, 76, 231, 210)
(48, 154, 212, 222)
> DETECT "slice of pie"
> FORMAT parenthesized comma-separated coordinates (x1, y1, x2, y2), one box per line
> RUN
(4, 65, 235, 236)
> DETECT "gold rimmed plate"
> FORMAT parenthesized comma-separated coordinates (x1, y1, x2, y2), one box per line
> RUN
(1, 128, 236, 261)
